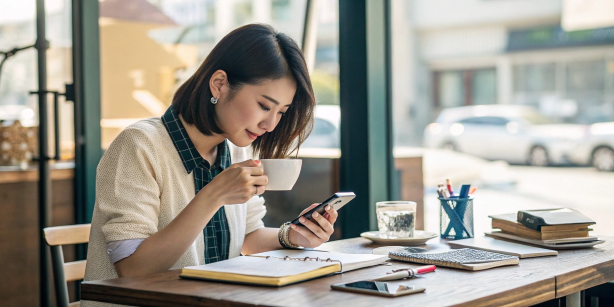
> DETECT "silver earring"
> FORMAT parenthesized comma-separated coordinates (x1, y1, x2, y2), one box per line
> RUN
(210, 97, 218, 104)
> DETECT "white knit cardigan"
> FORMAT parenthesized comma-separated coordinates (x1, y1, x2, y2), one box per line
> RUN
(82, 118, 267, 307)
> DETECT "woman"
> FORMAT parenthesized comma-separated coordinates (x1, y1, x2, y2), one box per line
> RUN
(83, 24, 338, 298)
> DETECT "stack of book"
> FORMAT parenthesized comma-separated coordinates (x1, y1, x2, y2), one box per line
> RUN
(486, 209, 604, 249)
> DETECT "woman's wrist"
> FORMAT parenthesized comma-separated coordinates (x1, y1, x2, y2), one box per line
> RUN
(287, 226, 301, 248)
(195, 185, 225, 211)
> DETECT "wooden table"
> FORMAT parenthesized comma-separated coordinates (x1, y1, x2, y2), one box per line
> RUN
(81, 236, 614, 307)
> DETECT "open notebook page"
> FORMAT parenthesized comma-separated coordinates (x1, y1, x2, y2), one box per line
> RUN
(250, 249, 388, 272)
(183, 256, 337, 277)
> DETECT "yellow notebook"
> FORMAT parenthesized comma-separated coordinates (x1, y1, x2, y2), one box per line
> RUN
(180, 250, 387, 287)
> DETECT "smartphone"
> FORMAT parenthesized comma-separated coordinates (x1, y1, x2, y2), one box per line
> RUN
(331, 281, 426, 297)
(290, 192, 355, 225)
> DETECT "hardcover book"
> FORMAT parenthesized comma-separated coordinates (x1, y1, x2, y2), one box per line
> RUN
(491, 218, 590, 240)
(517, 209, 595, 231)
(485, 231, 604, 250)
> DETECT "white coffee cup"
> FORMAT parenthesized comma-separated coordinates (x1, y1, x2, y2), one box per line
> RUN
(259, 159, 302, 191)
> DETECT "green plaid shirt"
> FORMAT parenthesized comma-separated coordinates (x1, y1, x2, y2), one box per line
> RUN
(161, 106, 231, 264)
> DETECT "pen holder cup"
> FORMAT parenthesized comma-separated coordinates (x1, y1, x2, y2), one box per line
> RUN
(439, 197, 474, 240)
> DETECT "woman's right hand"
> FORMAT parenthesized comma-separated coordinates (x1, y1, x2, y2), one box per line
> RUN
(205, 159, 268, 205)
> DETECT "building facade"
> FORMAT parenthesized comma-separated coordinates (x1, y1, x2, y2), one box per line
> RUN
(391, 0, 614, 147)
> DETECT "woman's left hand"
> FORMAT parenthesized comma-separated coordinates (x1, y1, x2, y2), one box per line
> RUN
(288, 203, 338, 248)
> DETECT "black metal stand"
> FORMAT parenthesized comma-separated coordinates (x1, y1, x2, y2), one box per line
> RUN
(30, 1, 74, 305)
(34, 1, 51, 305)
(30, 86, 74, 161)
(30, 86, 73, 307)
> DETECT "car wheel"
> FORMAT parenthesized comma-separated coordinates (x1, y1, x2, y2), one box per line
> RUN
(592, 147, 614, 172)
(442, 142, 457, 151)
(528, 146, 549, 167)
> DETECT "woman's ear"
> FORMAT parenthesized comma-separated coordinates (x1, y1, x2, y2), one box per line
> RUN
(209, 70, 227, 99)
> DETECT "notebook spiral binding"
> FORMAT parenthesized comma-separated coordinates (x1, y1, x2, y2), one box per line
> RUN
(263, 256, 343, 272)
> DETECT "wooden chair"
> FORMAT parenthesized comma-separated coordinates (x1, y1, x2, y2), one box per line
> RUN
(43, 224, 91, 307)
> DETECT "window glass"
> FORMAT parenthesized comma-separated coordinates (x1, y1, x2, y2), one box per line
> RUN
(272, 0, 292, 22)
(390, 1, 614, 237)
(567, 61, 605, 92)
(0, 4, 37, 110)
(459, 117, 483, 125)
(302, 0, 339, 149)
(564, 61, 607, 120)
(99, 0, 307, 149)
(460, 116, 508, 126)
(0, 0, 74, 163)
(438, 71, 464, 108)
(471, 69, 496, 105)
(482, 116, 508, 126)
(313, 117, 336, 135)
(514, 63, 556, 92)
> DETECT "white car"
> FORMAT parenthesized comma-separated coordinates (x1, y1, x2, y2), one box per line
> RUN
(568, 122, 614, 171)
(423, 105, 588, 166)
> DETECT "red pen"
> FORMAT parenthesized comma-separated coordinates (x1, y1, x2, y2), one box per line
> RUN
(412, 265, 437, 275)
(446, 179, 454, 197)
(371, 265, 436, 281)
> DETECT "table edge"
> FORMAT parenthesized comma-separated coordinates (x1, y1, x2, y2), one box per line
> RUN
(81, 273, 556, 307)
(81, 282, 269, 307)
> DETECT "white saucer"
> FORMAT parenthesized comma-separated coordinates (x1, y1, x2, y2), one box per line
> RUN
(360, 230, 438, 245)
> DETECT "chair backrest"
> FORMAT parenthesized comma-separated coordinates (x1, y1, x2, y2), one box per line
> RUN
(43, 224, 91, 307)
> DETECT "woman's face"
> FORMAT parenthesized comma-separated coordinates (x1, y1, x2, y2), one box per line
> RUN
(214, 77, 297, 147)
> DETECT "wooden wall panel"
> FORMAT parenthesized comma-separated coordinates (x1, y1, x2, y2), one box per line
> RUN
(0, 170, 75, 307)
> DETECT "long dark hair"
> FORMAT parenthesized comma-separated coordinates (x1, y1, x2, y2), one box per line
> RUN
(172, 24, 315, 159)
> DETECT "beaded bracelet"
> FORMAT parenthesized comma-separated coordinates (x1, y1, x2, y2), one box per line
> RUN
(277, 223, 286, 247)
(278, 222, 300, 249)
(284, 222, 300, 248)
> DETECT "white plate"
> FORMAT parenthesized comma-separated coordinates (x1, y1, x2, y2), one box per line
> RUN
(360, 230, 438, 245)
